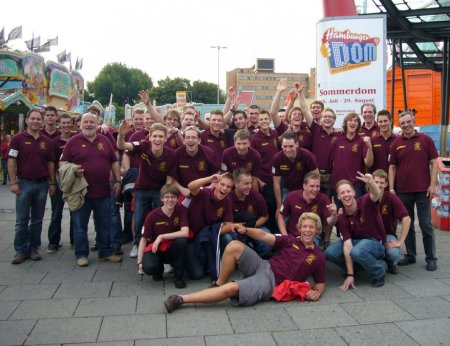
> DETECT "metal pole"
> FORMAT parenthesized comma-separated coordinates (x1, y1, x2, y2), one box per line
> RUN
(440, 38, 449, 156)
(391, 40, 396, 120)
(211, 45, 227, 105)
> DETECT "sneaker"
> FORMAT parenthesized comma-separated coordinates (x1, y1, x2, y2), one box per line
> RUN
(164, 264, 174, 274)
(388, 264, 399, 274)
(11, 253, 28, 265)
(164, 295, 184, 313)
(46, 244, 58, 254)
(129, 245, 138, 258)
(398, 256, 416, 266)
(371, 275, 385, 287)
(426, 261, 437, 271)
(113, 248, 123, 256)
(90, 244, 98, 251)
(30, 250, 42, 261)
(152, 273, 163, 281)
(98, 255, 122, 263)
(77, 257, 89, 267)
(174, 276, 186, 289)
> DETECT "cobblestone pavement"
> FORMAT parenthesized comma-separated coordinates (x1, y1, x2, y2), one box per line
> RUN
(0, 183, 449, 345)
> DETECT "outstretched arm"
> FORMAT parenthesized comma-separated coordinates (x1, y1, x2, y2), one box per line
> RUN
(234, 224, 276, 246)
(269, 80, 288, 128)
(138, 90, 164, 124)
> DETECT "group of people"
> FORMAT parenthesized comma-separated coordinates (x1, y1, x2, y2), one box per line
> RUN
(6, 80, 439, 312)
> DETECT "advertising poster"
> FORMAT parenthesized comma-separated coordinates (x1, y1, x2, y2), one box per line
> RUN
(316, 15, 387, 126)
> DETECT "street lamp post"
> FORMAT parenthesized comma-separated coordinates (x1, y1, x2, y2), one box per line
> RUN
(211, 45, 227, 105)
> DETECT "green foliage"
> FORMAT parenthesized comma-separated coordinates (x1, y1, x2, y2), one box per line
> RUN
(87, 63, 153, 106)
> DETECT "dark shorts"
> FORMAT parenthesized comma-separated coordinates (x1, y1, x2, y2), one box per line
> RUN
(231, 245, 276, 306)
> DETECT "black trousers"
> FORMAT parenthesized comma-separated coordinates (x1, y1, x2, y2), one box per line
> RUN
(142, 237, 187, 278)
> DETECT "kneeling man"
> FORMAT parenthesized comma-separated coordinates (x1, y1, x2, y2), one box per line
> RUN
(164, 212, 326, 312)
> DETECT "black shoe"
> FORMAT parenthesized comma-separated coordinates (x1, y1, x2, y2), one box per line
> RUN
(371, 275, 385, 287)
(398, 256, 416, 266)
(46, 244, 58, 254)
(152, 273, 163, 281)
(164, 295, 183, 313)
(388, 264, 399, 274)
(426, 261, 437, 271)
(174, 276, 186, 289)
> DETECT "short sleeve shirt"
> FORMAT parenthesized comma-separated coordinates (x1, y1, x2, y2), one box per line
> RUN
(200, 129, 229, 157)
(370, 133, 396, 174)
(379, 192, 409, 236)
(175, 145, 219, 187)
(126, 129, 149, 169)
(220, 147, 262, 179)
(359, 123, 380, 138)
(230, 190, 268, 219)
(310, 122, 340, 171)
(250, 129, 280, 184)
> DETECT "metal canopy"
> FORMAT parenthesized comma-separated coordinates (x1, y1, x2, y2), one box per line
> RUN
(357, 0, 450, 71)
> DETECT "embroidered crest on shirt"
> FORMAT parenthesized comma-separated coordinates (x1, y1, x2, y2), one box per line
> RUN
(158, 162, 166, 171)
(381, 204, 389, 214)
(173, 216, 179, 226)
(216, 207, 224, 218)
(97, 142, 104, 151)
(306, 253, 317, 265)
(198, 161, 206, 171)
(352, 144, 359, 152)
(295, 162, 302, 171)
(39, 142, 47, 150)
(414, 142, 421, 151)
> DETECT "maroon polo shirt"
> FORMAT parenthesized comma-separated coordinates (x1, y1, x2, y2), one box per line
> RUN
(9, 131, 55, 180)
(276, 122, 313, 151)
(379, 192, 409, 236)
(370, 133, 396, 174)
(175, 144, 219, 187)
(131, 141, 177, 190)
(124, 129, 135, 142)
(166, 132, 182, 150)
(200, 129, 229, 156)
(359, 123, 380, 138)
(188, 188, 233, 233)
(230, 190, 268, 219)
(141, 204, 189, 243)
(96, 128, 118, 151)
(40, 128, 62, 140)
(250, 129, 280, 184)
(329, 134, 368, 189)
(337, 193, 386, 242)
(310, 122, 340, 171)
(269, 235, 326, 285)
(281, 190, 331, 236)
(127, 129, 149, 169)
(61, 133, 116, 198)
(53, 134, 74, 164)
(220, 147, 262, 179)
(272, 148, 318, 191)
(389, 132, 438, 193)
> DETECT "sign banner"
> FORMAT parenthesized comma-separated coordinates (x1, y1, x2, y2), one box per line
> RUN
(316, 15, 386, 126)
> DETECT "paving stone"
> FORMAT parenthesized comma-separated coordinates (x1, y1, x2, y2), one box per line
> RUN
(312, 286, 363, 305)
(273, 328, 348, 346)
(67, 342, 134, 346)
(341, 300, 414, 324)
(227, 307, 297, 333)
(25, 317, 102, 345)
(41, 269, 96, 283)
(205, 333, 276, 346)
(98, 314, 166, 341)
(109, 280, 164, 297)
(336, 323, 418, 346)
(0, 300, 20, 320)
(393, 296, 450, 319)
(286, 303, 358, 329)
(395, 264, 450, 280)
(136, 295, 168, 314)
(92, 269, 140, 282)
(27, 259, 76, 272)
(10, 298, 79, 320)
(0, 283, 59, 301)
(74, 296, 136, 317)
(0, 260, 33, 272)
(54, 281, 112, 299)
(394, 278, 450, 297)
(0, 271, 46, 285)
(352, 282, 412, 301)
(167, 311, 233, 337)
(439, 277, 450, 287)
(0, 319, 36, 345)
(135, 336, 205, 346)
(396, 317, 450, 345)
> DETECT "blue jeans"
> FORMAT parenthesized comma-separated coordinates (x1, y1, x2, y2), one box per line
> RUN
(134, 189, 161, 246)
(185, 241, 205, 280)
(110, 182, 122, 250)
(385, 234, 401, 267)
(398, 192, 436, 262)
(325, 238, 386, 279)
(72, 196, 113, 259)
(14, 179, 49, 255)
(48, 184, 64, 246)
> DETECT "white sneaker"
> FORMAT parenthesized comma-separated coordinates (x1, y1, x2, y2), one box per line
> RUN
(129, 245, 138, 258)
(164, 264, 174, 274)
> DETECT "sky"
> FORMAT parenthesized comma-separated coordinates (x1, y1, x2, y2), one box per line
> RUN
(2, 0, 324, 89)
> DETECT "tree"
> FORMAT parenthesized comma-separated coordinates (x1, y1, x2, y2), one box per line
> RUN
(149, 77, 191, 105)
(87, 63, 153, 106)
(191, 80, 224, 104)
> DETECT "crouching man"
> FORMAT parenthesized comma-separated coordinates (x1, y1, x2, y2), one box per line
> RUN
(164, 212, 326, 312)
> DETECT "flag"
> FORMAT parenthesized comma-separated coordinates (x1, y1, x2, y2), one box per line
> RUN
(7, 26, 22, 41)
(75, 57, 79, 70)
(79, 58, 83, 70)
(66, 52, 71, 63)
(35, 41, 51, 53)
(25, 36, 40, 51)
(47, 36, 58, 46)
(57, 49, 66, 63)
(0, 27, 5, 45)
